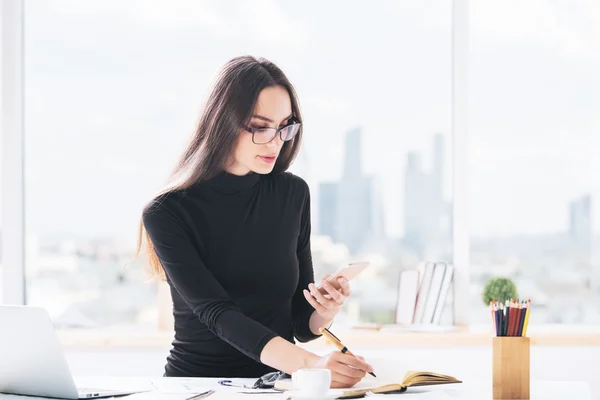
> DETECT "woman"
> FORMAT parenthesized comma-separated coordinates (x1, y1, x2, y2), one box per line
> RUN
(137, 56, 373, 387)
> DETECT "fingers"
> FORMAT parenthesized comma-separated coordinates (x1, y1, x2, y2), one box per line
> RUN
(335, 362, 367, 379)
(319, 352, 372, 389)
(320, 275, 333, 299)
(321, 281, 346, 304)
(334, 352, 373, 373)
(329, 360, 365, 388)
(330, 372, 361, 388)
(338, 277, 351, 297)
(303, 289, 328, 314)
(308, 283, 336, 307)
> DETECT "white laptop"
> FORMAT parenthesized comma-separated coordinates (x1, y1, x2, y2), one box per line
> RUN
(0, 305, 141, 399)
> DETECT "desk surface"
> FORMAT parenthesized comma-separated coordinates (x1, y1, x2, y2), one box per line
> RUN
(0, 377, 592, 400)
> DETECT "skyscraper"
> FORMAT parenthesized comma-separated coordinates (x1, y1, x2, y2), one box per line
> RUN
(403, 134, 450, 256)
(335, 128, 374, 254)
(368, 176, 386, 243)
(318, 182, 338, 240)
(404, 152, 431, 253)
(341, 128, 363, 180)
(569, 194, 592, 263)
(317, 128, 386, 254)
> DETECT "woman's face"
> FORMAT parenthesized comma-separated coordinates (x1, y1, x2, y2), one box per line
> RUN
(226, 85, 294, 176)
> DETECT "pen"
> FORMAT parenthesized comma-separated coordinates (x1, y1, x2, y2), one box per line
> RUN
(185, 390, 215, 400)
(319, 327, 377, 378)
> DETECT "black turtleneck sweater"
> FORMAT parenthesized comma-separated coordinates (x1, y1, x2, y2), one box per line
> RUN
(142, 171, 320, 378)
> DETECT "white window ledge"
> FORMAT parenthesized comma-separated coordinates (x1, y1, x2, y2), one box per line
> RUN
(54, 324, 600, 349)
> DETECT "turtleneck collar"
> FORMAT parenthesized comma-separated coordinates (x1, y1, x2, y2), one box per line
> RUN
(208, 170, 261, 194)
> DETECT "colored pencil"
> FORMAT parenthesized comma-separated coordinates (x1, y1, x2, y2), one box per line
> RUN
(490, 299, 532, 337)
(490, 302, 495, 335)
(517, 301, 526, 336)
(503, 300, 508, 336)
(498, 303, 505, 336)
(522, 299, 531, 337)
(508, 301, 516, 336)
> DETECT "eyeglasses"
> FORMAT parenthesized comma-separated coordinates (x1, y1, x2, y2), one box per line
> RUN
(244, 119, 301, 144)
(218, 371, 289, 390)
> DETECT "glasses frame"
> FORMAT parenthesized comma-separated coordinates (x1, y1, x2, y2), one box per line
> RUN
(218, 371, 289, 390)
(243, 118, 301, 144)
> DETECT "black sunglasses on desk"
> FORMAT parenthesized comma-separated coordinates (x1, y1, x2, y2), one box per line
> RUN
(218, 370, 290, 391)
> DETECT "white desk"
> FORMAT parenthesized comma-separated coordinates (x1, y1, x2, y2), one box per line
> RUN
(0, 377, 592, 400)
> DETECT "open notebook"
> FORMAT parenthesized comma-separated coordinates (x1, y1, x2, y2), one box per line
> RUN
(275, 371, 461, 398)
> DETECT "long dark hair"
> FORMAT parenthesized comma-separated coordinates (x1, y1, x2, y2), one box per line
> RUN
(135, 56, 304, 279)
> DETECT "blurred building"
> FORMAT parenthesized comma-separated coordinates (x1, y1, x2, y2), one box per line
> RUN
(569, 194, 593, 288)
(403, 134, 451, 257)
(570, 194, 592, 262)
(318, 182, 338, 241)
(318, 128, 384, 255)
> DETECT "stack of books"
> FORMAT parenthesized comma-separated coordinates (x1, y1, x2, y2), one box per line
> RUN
(395, 261, 454, 328)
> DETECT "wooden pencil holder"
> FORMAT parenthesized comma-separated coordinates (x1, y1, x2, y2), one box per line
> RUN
(492, 337, 530, 399)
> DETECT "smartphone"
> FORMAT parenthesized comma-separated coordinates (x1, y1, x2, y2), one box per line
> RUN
(317, 261, 370, 295)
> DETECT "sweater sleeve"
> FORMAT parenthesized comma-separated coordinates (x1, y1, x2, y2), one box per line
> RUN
(291, 183, 322, 343)
(142, 200, 278, 362)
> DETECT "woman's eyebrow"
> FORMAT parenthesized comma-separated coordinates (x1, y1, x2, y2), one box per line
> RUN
(251, 113, 293, 123)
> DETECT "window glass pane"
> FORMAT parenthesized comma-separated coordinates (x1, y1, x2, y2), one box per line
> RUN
(24, 0, 452, 328)
(469, 1, 599, 324)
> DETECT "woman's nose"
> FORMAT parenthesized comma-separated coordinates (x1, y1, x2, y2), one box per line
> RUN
(267, 134, 284, 149)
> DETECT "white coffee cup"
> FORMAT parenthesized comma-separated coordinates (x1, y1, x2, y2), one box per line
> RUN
(291, 368, 331, 396)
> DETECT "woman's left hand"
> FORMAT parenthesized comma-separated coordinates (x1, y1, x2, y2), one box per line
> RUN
(303, 274, 351, 321)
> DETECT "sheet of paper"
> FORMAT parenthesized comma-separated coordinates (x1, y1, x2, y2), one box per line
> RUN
(150, 377, 253, 394)
(122, 393, 199, 400)
(151, 379, 214, 394)
(149, 377, 280, 396)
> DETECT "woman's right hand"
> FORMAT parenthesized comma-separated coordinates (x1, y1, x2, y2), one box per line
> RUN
(307, 351, 374, 388)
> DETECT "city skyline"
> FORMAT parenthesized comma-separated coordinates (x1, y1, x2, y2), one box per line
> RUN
(314, 128, 595, 262)
(4, 123, 596, 245)
(316, 129, 455, 257)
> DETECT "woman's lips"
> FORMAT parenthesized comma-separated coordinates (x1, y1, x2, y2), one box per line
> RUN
(258, 155, 277, 164)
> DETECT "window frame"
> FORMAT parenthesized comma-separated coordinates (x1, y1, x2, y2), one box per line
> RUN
(1, 0, 26, 305)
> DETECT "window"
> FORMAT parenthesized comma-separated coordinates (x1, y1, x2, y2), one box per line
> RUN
(23, 1, 453, 328)
(469, 1, 599, 324)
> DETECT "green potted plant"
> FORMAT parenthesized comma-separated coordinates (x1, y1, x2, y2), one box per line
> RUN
(482, 277, 519, 305)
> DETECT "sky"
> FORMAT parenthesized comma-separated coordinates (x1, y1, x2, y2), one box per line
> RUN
(2, 0, 597, 243)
